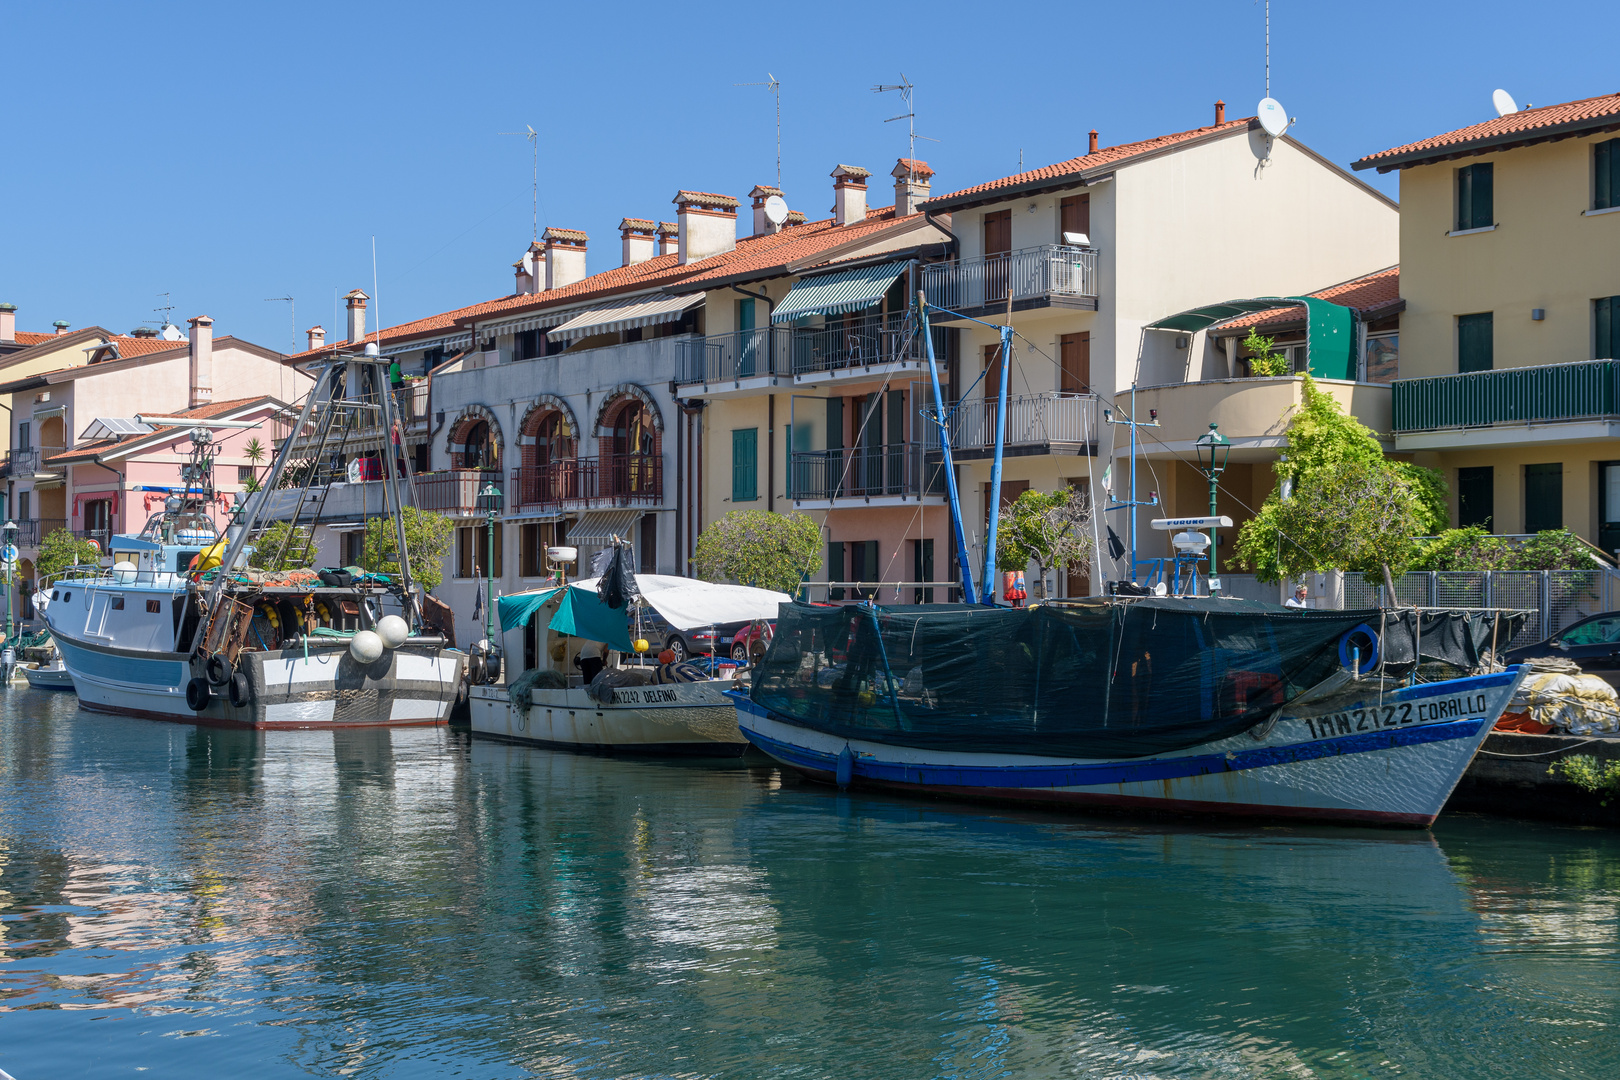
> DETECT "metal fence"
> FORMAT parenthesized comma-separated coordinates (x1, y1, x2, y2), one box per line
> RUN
(1392, 358, 1619, 432)
(945, 392, 1094, 451)
(789, 444, 944, 502)
(920, 245, 1097, 311)
(508, 454, 663, 510)
(675, 314, 952, 385)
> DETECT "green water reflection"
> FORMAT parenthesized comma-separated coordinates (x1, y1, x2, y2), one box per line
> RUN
(1, 692, 1617, 1078)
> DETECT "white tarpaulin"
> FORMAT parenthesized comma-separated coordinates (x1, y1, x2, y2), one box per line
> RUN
(570, 573, 790, 630)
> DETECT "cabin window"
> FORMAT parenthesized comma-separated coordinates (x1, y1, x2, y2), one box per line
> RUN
(111, 596, 124, 610)
(61, 592, 71, 602)
(147, 599, 161, 613)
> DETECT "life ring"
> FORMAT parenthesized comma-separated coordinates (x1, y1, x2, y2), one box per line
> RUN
(1338, 624, 1380, 675)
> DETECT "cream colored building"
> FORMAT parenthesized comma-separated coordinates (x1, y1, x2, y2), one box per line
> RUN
(1354, 91, 1620, 553)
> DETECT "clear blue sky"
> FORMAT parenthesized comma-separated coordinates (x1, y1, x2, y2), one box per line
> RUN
(3, 0, 1610, 352)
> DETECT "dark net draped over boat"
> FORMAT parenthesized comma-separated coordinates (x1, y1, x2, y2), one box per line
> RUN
(749, 599, 1521, 759)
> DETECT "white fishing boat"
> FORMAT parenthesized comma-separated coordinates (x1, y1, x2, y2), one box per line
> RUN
(21, 659, 74, 691)
(470, 571, 787, 755)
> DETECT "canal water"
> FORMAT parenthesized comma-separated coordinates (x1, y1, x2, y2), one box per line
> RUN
(2, 692, 1618, 1079)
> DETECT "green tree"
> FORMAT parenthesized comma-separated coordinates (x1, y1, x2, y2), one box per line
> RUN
(1235, 375, 1447, 582)
(694, 509, 821, 595)
(36, 528, 104, 581)
(1509, 529, 1601, 571)
(247, 521, 314, 572)
(1242, 327, 1290, 377)
(362, 507, 456, 594)
(996, 487, 1094, 594)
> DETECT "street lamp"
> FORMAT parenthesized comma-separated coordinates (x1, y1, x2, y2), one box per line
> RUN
(475, 482, 504, 644)
(1, 519, 16, 672)
(1195, 423, 1231, 585)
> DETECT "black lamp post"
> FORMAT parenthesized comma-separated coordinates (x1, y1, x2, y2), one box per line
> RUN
(1, 519, 16, 650)
(1195, 422, 1231, 584)
(476, 482, 504, 643)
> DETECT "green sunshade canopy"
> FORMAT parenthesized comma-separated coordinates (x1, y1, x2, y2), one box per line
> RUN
(771, 260, 907, 323)
(1145, 296, 1358, 381)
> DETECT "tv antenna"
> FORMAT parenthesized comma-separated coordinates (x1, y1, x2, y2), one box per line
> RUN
(872, 74, 939, 163)
(499, 124, 541, 240)
(263, 295, 294, 354)
(735, 74, 782, 190)
(1255, 1, 1291, 161)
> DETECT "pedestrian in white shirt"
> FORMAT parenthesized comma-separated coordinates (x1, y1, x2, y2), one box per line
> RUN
(1284, 584, 1310, 609)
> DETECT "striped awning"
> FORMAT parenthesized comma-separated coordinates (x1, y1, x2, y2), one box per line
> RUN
(568, 509, 644, 544)
(771, 260, 907, 323)
(546, 293, 703, 343)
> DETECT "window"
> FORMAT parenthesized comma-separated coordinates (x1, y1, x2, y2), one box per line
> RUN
(1457, 466, 1493, 530)
(17, 422, 29, 449)
(456, 523, 503, 578)
(1524, 463, 1563, 533)
(1596, 139, 1620, 211)
(237, 464, 256, 485)
(911, 538, 934, 603)
(1559, 617, 1620, 646)
(731, 428, 758, 502)
(481, 337, 496, 353)
(1364, 332, 1399, 384)
(146, 599, 162, 614)
(1597, 296, 1620, 360)
(1059, 332, 1090, 393)
(1458, 313, 1493, 373)
(519, 521, 566, 577)
(1059, 194, 1090, 242)
(1456, 163, 1493, 231)
(18, 490, 29, 521)
(639, 513, 657, 574)
(340, 530, 366, 567)
(111, 596, 124, 611)
(514, 329, 544, 361)
(849, 539, 879, 600)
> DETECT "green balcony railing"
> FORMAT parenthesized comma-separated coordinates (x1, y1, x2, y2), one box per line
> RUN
(1392, 359, 1620, 432)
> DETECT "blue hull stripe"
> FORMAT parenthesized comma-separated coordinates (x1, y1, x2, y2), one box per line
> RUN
(737, 702, 1485, 790)
(55, 636, 186, 689)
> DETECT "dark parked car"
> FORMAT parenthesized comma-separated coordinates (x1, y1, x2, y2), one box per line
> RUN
(1504, 611, 1620, 689)
(634, 608, 748, 663)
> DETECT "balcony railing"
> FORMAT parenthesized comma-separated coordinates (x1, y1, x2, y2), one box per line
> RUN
(790, 444, 944, 502)
(676, 314, 952, 385)
(75, 528, 112, 547)
(411, 469, 503, 516)
(943, 392, 1096, 452)
(676, 326, 794, 383)
(16, 518, 69, 547)
(920, 245, 1097, 312)
(1392, 359, 1620, 432)
(1, 445, 66, 477)
(509, 453, 664, 510)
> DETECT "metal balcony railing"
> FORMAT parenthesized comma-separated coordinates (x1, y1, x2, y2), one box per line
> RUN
(1392, 359, 1620, 432)
(75, 528, 112, 547)
(920, 245, 1098, 311)
(411, 469, 503, 515)
(1, 445, 66, 476)
(510, 454, 663, 510)
(16, 518, 69, 547)
(677, 314, 953, 385)
(790, 444, 944, 502)
(943, 392, 1096, 451)
(676, 326, 794, 383)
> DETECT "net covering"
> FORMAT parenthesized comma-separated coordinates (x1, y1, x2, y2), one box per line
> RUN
(749, 599, 1509, 759)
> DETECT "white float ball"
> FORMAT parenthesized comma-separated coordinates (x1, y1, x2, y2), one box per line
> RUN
(112, 561, 137, 584)
(349, 630, 384, 664)
(375, 615, 409, 649)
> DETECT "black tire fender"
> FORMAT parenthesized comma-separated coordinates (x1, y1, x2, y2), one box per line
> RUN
(228, 670, 252, 708)
(185, 677, 211, 712)
(205, 653, 232, 687)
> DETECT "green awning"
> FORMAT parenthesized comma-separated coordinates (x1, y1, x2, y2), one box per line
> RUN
(1145, 296, 1358, 382)
(771, 260, 907, 323)
(548, 587, 635, 652)
(497, 588, 560, 633)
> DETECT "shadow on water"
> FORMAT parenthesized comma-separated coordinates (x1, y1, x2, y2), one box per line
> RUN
(0, 693, 1616, 1079)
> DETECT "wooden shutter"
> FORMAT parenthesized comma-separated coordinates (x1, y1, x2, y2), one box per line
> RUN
(1598, 296, 1620, 360)
(1059, 332, 1090, 393)
(825, 397, 844, 450)
(983, 209, 1012, 255)
(1458, 313, 1493, 373)
(827, 541, 845, 600)
(1598, 139, 1619, 211)
(731, 428, 758, 502)
(1059, 194, 1090, 240)
(1525, 463, 1563, 533)
(982, 343, 1004, 400)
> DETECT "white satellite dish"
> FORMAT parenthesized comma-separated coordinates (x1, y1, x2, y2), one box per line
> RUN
(1492, 89, 1519, 117)
(763, 195, 789, 225)
(1257, 97, 1289, 138)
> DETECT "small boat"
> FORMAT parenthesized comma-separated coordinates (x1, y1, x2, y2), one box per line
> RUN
(22, 660, 75, 691)
(471, 571, 787, 755)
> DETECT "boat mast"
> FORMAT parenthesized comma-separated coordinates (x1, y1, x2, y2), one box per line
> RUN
(370, 345, 419, 625)
(917, 291, 977, 604)
(980, 323, 1012, 605)
(1102, 385, 1160, 585)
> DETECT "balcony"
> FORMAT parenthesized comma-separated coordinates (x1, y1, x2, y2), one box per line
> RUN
(920, 245, 1098, 319)
(1, 445, 66, 479)
(675, 314, 952, 396)
(16, 518, 68, 547)
(944, 392, 1097, 459)
(412, 469, 504, 516)
(1123, 377, 1391, 458)
(508, 453, 664, 513)
(789, 444, 945, 508)
(1392, 359, 1620, 450)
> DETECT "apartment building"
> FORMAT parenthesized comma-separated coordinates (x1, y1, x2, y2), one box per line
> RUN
(1353, 92, 1620, 553)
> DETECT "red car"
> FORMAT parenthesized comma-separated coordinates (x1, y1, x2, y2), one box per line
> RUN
(728, 619, 775, 663)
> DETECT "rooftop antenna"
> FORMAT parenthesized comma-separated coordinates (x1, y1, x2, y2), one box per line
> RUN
(1255, 0, 1290, 161)
(1492, 89, 1520, 117)
(735, 74, 782, 190)
(263, 295, 294, 354)
(149, 292, 183, 340)
(499, 124, 541, 240)
(872, 74, 939, 163)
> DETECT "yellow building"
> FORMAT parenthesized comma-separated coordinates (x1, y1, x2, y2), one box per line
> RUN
(1353, 92, 1620, 553)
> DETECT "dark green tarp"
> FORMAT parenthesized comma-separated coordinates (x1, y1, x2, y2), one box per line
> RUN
(495, 586, 635, 652)
(1146, 296, 1358, 381)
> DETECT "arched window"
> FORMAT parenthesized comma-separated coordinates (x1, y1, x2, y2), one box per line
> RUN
(452, 417, 501, 471)
(604, 398, 660, 497)
(523, 411, 576, 468)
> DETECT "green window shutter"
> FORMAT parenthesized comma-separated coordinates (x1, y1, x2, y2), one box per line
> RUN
(783, 424, 793, 497)
(1458, 312, 1494, 373)
(1525, 463, 1563, 533)
(732, 428, 758, 502)
(1598, 296, 1620, 360)
(827, 541, 845, 601)
(1457, 164, 1493, 230)
(1597, 140, 1618, 211)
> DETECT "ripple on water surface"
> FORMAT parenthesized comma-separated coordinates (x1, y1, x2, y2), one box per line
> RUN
(0, 692, 1617, 1078)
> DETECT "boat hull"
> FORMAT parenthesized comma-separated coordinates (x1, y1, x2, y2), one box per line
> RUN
(736, 668, 1526, 826)
(470, 680, 748, 756)
(22, 665, 75, 691)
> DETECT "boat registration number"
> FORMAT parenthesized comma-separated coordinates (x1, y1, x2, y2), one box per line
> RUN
(1300, 692, 1489, 740)
(611, 687, 683, 705)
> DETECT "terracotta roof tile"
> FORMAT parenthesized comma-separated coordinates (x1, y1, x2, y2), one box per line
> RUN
(47, 396, 276, 464)
(748, 184, 784, 199)
(1354, 92, 1620, 172)
(542, 226, 588, 244)
(926, 117, 1256, 208)
(893, 158, 934, 178)
(10, 331, 58, 346)
(832, 164, 871, 180)
(619, 218, 656, 232)
(656, 221, 678, 235)
(673, 190, 739, 210)
(1212, 267, 1402, 332)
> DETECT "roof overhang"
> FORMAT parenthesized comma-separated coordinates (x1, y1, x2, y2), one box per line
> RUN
(1354, 115, 1620, 172)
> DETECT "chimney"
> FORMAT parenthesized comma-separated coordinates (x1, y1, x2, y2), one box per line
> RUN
(1215, 100, 1226, 125)
(656, 221, 679, 256)
(892, 158, 934, 216)
(344, 289, 369, 343)
(130, 326, 158, 338)
(53, 320, 71, 336)
(672, 191, 738, 264)
(187, 315, 214, 408)
(831, 165, 870, 226)
(307, 325, 326, 352)
(749, 185, 784, 236)
(542, 226, 589, 290)
(620, 218, 657, 266)
(1088, 130, 1099, 154)
(785, 210, 806, 226)
(0, 303, 14, 343)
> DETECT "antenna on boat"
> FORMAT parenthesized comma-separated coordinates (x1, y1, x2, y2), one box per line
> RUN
(735, 74, 782, 190)
(1101, 387, 1161, 586)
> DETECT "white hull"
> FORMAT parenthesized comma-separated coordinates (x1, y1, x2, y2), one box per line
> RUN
(470, 680, 747, 756)
(737, 668, 1526, 826)
(22, 664, 75, 690)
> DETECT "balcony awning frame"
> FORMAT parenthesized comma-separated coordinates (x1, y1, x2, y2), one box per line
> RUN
(1145, 296, 1358, 382)
(546, 293, 702, 343)
(771, 260, 908, 324)
(568, 508, 645, 544)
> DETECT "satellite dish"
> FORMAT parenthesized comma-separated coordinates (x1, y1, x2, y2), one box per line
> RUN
(1257, 97, 1289, 138)
(1492, 89, 1519, 117)
(763, 195, 789, 225)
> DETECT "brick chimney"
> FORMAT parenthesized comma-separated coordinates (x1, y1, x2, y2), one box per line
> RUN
(187, 315, 214, 408)
(542, 227, 588, 290)
(892, 159, 934, 216)
(785, 210, 806, 226)
(344, 289, 369, 343)
(53, 320, 71, 336)
(656, 221, 679, 256)
(1215, 99, 1226, 125)
(620, 218, 657, 266)
(1088, 130, 1099, 154)
(0, 303, 14, 343)
(672, 191, 738, 264)
(513, 241, 544, 294)
(831, 165, 869, 226)
(749, 185, 784, 236)
(307, 326, 326, 352)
